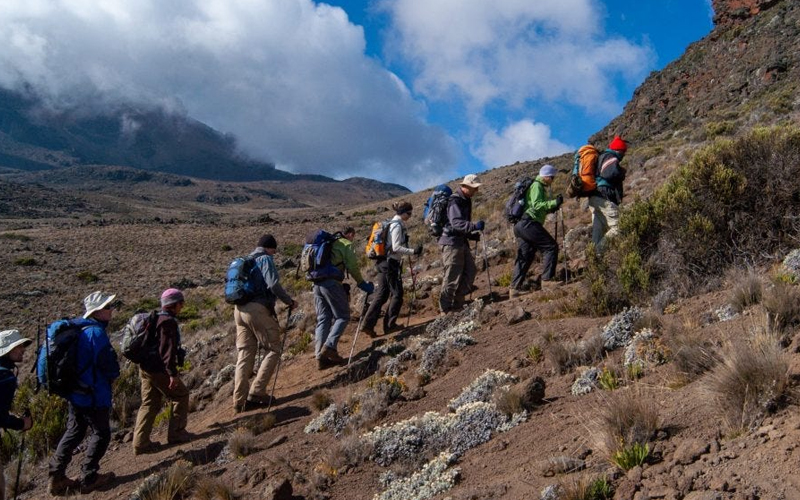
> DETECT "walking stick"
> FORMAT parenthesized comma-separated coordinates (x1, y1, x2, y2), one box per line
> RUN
(479, 231, 493, 302)
(266, 306, 293, 413)
(405, 256, 417, 328)
(560, 209, 571, 283)
(347, 291, 372, 367)
(14, 411, 29, 500)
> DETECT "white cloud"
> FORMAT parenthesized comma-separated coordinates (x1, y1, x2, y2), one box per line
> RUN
(381, 0, 654, 113)
(0, 0, 457, 190)
(475, 120, 572, 168)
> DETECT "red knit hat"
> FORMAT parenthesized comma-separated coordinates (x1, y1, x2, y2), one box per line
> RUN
(609, 136, 627, 152)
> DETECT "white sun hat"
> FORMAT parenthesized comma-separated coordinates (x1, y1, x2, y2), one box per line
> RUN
(0, 329, 33, 358)
(83, 291, 117, 319)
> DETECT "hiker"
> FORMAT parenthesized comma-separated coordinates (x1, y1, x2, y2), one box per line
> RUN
(509, 164, 563, 297)
(132, 288, 193, 454)
(313, 231, 374, 369)
(360, 201, 423, 337)
(438, 174, 485, 314)
(233, 234, 296, 413)
(588, 136, 627, 250)
(0, 330, 34, 500)
(49, 291, 120, 495)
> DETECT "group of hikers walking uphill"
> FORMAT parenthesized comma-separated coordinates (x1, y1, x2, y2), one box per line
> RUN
(0, 135, 626, 497)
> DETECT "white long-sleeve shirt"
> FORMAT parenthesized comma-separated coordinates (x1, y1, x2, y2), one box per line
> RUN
(387, 214, 414, 261)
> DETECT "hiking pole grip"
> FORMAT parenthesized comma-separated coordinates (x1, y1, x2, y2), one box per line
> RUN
(267, 305, 294, 413)
(348, 291, 371, 367)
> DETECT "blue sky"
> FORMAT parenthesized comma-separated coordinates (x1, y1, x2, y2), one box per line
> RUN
(0, 1, 714, 191)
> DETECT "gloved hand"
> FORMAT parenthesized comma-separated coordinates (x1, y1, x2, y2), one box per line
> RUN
(414, 244, 423, 256)
(555, 194, 564, 209)
(468, 231, 481, 242)
(475, 220, 485, 231)
(358, 281, 375, 294)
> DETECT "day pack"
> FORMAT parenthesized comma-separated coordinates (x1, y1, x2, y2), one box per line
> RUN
(365, 219, 393, 259)
(422, 184, 452, 237)
(224, 254, 267, 305)
(301, 230, 345, 282)
(35, 319, 90, 398)
(504, 177, 534, 224)
(120, 311, 159, 364)
(566, 144, 599, 198)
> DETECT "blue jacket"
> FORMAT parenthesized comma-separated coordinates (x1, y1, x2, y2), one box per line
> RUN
(70, 318, 120, 408)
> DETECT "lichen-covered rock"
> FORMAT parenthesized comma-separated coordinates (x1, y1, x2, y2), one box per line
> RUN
(448, 369, 517, 411)
(601, 307, 644, 351)
(540, 484, 564, 500)
(417, 333, 476, 376)
(571, 367, 599, 396)
(714, 304, 739, 322)
(375, 453, 460, 500)
(624, 328, 672, 369)
(304, 403, 351, 435)
(782, 248, 800, 280)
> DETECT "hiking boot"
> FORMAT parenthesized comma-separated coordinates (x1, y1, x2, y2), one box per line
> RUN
(321, 346, 345, 365)
(359, 327, 378, 338)
(133, 441, 159, 455)
(49, 475, 80, 496)
(244, 395, 272, 410)
(317, 356, 335, 370)
(79, 472, 115, 494)
(383, 324, 403, 335)
(167, 430, 195, 444)
(509, 287, 531, 298)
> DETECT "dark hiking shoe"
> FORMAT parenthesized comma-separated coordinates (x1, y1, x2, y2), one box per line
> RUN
(359, 327, 378, 338)
(133, 441, 159, 455)
(383, 324, 403, 335)
(317, 356, 335, 370)
(80, 472, 115, 493)
(509, 287, 531, 298)
(167, 430, 195, 444)
(49, 475, 80, 495)
(321, 347, 345, 365)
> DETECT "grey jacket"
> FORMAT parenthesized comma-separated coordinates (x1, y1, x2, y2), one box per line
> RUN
(438, 189, 479, 247)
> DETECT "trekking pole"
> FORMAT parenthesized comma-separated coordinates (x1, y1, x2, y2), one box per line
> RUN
(266, 306, 294, 413)
(14, 410, 29, 500)
(348, 291, 371, 367)
(479, 231, 493, 302)
(405, 256, 417, 328)
(560, 209, 571, 283)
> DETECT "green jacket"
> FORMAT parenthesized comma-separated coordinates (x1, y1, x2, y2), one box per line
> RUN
(331, 237, 365, 284)
(523, 177, 558, 223)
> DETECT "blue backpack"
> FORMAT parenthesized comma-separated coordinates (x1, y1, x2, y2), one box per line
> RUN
(224, 254, 267, 305)
(36, 319, 91, 398)
(300, 230, 344, 282)
(422, 184, 453, 237)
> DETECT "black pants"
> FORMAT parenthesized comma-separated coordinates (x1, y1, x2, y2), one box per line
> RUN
(363, 258, 403, 331)
(511, 218, 558, 289)
(49, 403, 111, 482)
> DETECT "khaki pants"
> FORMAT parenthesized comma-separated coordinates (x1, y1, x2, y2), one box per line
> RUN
(133, 369, 189, 448)
(588, 195, 619, 251)
(439, 244, 477, 312)
(233, 301, 282, 409)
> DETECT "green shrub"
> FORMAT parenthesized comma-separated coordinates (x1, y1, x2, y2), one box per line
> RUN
(0, 233, 32, 241)
(14, 257, 37, 266)
(592, 127, 800, 311)
(287, 331, 312, 356)
(611, 442, 650, 470)
(705, 121, 735, 138)
(113, 363, 142, 428)
(4, 381, 67, 462)
(76, 270, 99, 283)
(178, 303, 201, 321)
(526, 345, 543, 363)
(598, 368, 620, 391)
(283, 242, 303, 258)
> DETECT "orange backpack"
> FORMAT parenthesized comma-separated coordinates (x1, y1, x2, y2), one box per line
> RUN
(365, 220, 392, 259)
(566, 145, 599, 198)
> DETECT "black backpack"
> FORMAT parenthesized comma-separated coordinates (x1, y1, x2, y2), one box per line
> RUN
(120, 310, 159, 364)
(504, 177, 534, 223)
(35, 319, 92, 398)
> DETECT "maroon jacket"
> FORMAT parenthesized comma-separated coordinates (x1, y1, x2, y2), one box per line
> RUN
(140, 311, 183, 377)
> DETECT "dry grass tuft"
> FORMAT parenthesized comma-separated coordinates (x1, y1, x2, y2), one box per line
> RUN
(705, 329, 790, 432)
(557, 474, 614, 500)
(666, 321, 720, 380)
(134, 460, 194, 500)
(493, 386, 524, 417)
(326, 434, 374, 471)
(545, 333, 604, 375)
(311, 390, 334, 411)
(246, 413, 277, 435)
(762, 283, 800, 332)
(596, 389, 658, 467)
(228, 428, 256, 458)
(194, 477, 238, 500)
(728, 268, 763, 312)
